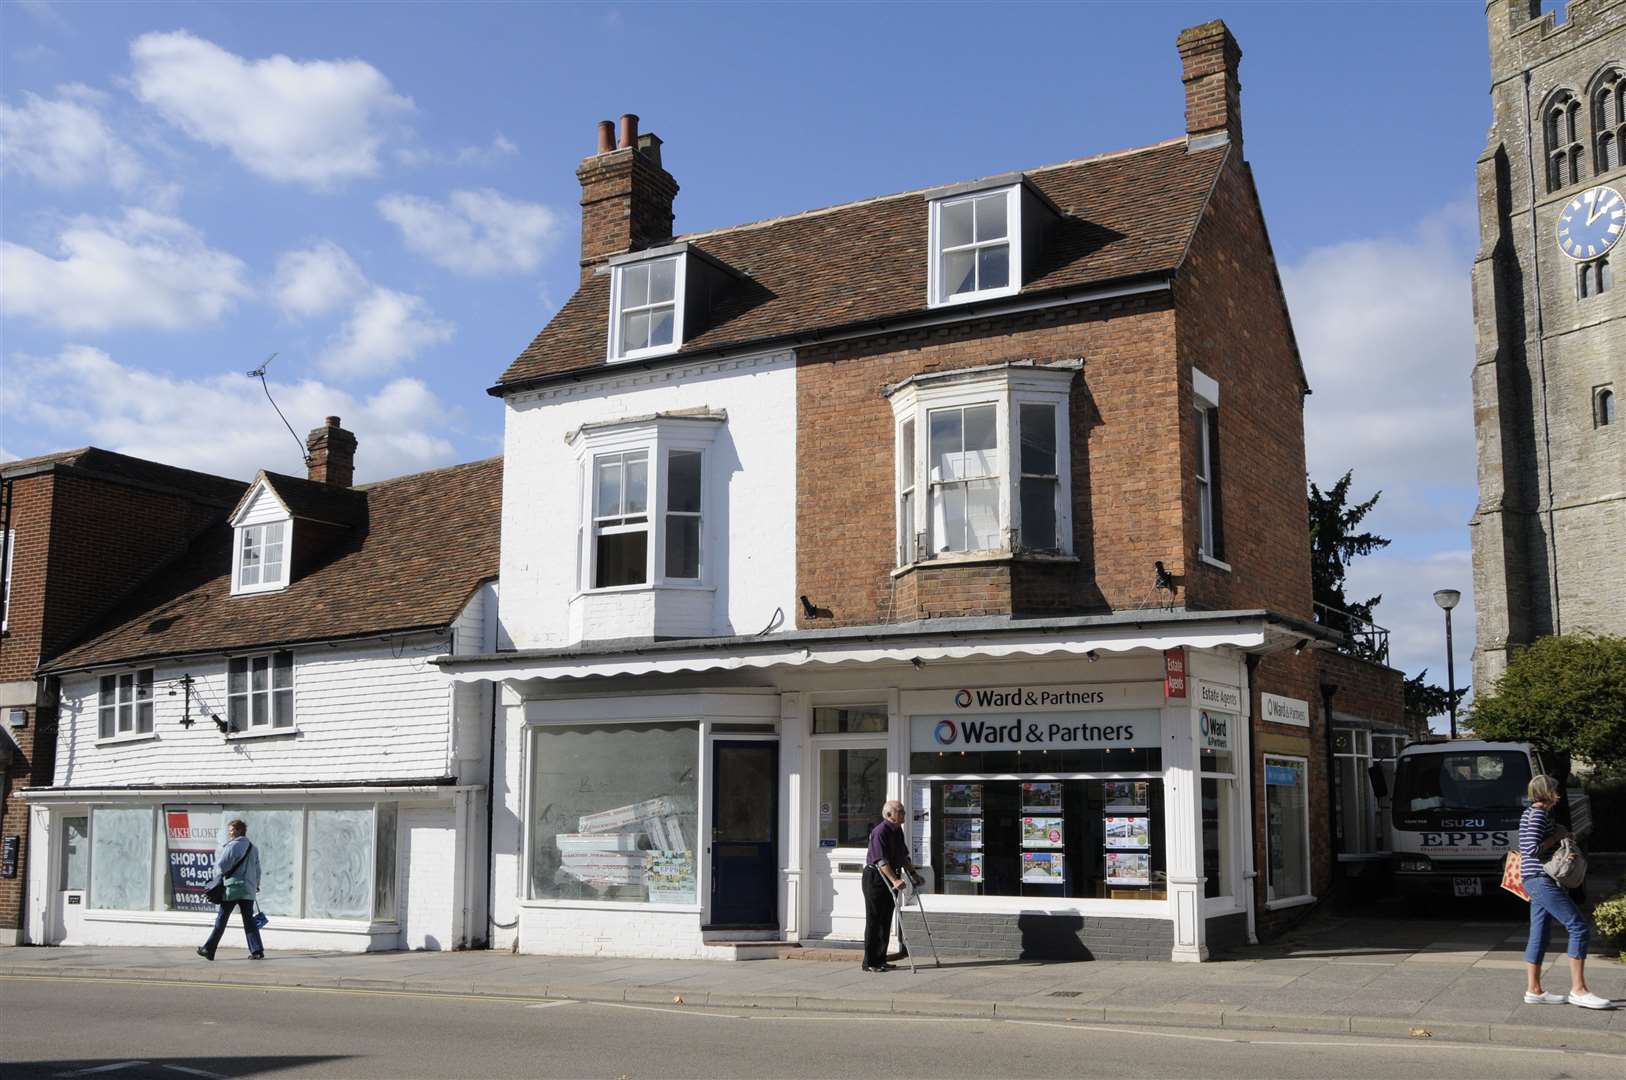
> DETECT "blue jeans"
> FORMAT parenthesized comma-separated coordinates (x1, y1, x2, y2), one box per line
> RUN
(202, 899, 263, 957)
(1524, 875, 1588, 964)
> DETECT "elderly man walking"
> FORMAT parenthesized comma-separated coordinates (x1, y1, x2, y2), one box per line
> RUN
(197, 818, 264, 961)
(861, 799, 915, 972)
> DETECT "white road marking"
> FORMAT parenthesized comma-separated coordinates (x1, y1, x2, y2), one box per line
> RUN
(55, 1065, 149, 1077)
(525, 999, 579, 1009)
(162, 1066, 230, 1079)
(583, 1001, 740, 1019)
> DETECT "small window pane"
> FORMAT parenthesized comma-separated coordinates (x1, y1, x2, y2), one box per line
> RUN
(900, 419, 915, 487)
(624, 453, 648, 514)
(596, 531, 648, 587)
(977, 245, 1009, 290)
(137, 670, 154, 700)
(61, 816, 90, 892)
(975, 192, 1007, 241)
(812, 706, 888, 734)
(965, 477, 1000, 549)
(273, 652, 293, 689)
(665, 517, 701, 579)
(622, 310, 650, 352)
(595, 457, 623, 518)
(648, 306, 674, 348)
(137, 701, 154, 734)
(251, 656, 268, 694)
(944, 248, 976, 296)
(99, 675, 115, 708)
(667, 451, 702, 513)
(228, 696, 247, 733)
(942, 200, 974, 248)
(1021, 476, 1057, 550)
(1020, 404, 1056, 475)
(252, 691, 267, 728)
(649, 258, 676, 303)
(623, 263, 649, 308)
(936, 483, 967, 552)
(228, 658, 247, 695)
(118, 702, 132, 732)
(1600, 389, 1616, 425)
(273, 689, 294, 728)
(929, 408, 961, 480)
(963, 404, 997, 466)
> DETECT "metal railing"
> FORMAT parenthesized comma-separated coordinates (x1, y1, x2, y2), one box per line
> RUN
(1313, 602, 1390, 665)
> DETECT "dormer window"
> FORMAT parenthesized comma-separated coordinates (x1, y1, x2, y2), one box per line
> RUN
(930, 186, 1020, 307)
(235, 522, 288, 593)
(609, 254, 684, 361)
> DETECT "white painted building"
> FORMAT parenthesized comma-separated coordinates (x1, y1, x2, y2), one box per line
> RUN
(21, 426, 504, 954)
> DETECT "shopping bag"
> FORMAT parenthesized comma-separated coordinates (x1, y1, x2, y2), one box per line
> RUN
(1500, 850, 1530, 901)
(253, 906, 269, 930)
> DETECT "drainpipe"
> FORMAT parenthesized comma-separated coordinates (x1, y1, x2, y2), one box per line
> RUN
(1243, 653, 1261, 944)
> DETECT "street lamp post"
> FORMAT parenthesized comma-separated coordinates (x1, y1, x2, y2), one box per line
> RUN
(1433, 589, 1462, 738)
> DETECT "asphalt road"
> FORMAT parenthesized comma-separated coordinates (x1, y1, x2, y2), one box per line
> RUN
(3, 976, 1622, 1080)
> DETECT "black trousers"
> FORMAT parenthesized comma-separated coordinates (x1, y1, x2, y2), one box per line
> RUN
(861, 865, 895, 968)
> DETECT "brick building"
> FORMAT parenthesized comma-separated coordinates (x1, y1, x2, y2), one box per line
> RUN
(0, 449, 245, 945)
(1471, 0, 1626, 690)
(442, 19, 1402, 961)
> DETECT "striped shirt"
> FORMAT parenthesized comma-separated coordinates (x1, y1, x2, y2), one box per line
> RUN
(1519, 805, 1551, 879)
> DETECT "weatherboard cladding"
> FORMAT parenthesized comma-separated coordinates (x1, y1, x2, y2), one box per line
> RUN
(43, 456, 503, 672)
(498, 139, 1228, 389)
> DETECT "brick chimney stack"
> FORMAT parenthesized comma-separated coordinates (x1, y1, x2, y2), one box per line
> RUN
(576, 113, 679, 281)
(1177, 20, 1243, 152)
(306, 416, 357, 487)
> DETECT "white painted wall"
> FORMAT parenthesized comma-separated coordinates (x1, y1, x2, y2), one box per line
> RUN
(498, 349, 798, 650)
(54, 636, 459, 788)
(401, 807, 456, 949)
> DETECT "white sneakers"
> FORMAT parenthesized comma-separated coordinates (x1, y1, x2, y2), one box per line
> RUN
(1567, 991, 1616, 1010)
(1523, 990, 1566, 1004)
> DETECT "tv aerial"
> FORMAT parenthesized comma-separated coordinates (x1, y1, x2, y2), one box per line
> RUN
(245, 353, 312, 467)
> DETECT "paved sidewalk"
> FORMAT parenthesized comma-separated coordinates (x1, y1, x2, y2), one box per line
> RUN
(4, 916, 1623, 1053)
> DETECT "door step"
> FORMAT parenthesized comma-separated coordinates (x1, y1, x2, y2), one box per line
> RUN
(699, 939, 799, 961)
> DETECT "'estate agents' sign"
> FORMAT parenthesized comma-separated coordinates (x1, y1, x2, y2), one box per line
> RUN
(1260, 693, 1311, 728)
(1164, 649, 1187, 699)
(1195, 680, 1243, 713)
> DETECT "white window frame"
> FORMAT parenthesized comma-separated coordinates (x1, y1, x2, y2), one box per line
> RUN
(888, 365, 1074, 567)
(1, 527, 13, 633)
(927, 185, 1023, 308)
(227, 651, 296, 735)
(607, 253, 686, 362)
(97, 668, 155, 742)
(232, 521, 290, 595)
(1193, 368, 1225, 566)
(569, 417, 721, 596)
(1263, 753, 1314, 909)
(589, 449, 652, 589)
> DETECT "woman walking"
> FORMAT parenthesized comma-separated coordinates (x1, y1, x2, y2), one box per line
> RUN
(1520, 775, 1610, 1009)
(197, 818, 264, 961)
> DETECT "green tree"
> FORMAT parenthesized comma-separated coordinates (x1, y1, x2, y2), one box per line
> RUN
(1468, 634, 1626, 770)
(1402, 669, 1469, 739)
(1308, 470, 1392, 662)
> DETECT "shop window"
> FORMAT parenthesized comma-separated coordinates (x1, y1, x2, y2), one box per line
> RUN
(227, 652, 294, 732)
(60, 815, 89, 891)
(913, 778, 1166, 900)
(374, 803, 399, 921)
(305, 808, 378, 920)
(1264, 756, 1311, 904)
(98, 669, 154, 740)
(219, 807, 304, 917)
(819, 747, 888, 848)
(1331, 729, 1373, 855)
(528, 722, 700, 905)
(1200, 741, 1236, 901)
(89, 806, 154, 910)
(812, 705, 888, 734)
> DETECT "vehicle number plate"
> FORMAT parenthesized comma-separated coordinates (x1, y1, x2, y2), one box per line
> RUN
(1453, 876, 1482, 897)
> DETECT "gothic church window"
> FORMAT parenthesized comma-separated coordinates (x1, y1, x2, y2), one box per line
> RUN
(1598, 387, 1617, 428)
(1546, 91, 1586, 192)
(1593, 69, 1625, 174)
(1578, 255, 1612, 299)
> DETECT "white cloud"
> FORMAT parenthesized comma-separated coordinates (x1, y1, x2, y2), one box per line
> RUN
(129, 30, 412, 188)
(377, 188, 559, 276)
(272, 241, 368, 318)
(1, 344, 458, 483)
(0, 84, 145, 190)
(1284, 203, 1479, 494)
(0, 207, 250, 332)
(454, 133, 518, 166)
(318, 286, 454, 378)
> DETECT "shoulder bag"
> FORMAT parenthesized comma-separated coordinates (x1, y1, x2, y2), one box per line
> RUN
(1543, 837, 1587, 889)
(204, 841, 253, 905)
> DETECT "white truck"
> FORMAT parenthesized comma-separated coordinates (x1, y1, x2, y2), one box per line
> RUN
(1388, 739, 1591, 900)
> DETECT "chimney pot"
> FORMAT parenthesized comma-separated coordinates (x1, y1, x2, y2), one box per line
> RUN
(306, 417, 358, 488)
(618, 113, 639, 150)
(596, 119, 615, 154)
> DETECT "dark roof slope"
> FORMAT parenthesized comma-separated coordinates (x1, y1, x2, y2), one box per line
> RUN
(2, 447, 246, 505)
(44, 457, 503, 672)
(499, 138, 1227, 390)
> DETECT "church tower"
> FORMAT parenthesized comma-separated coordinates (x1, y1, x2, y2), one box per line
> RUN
(1471, 0, 1626, 692)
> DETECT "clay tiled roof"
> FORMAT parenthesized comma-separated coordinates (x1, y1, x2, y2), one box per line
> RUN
(2, 447, 247, 505)
(498, 138, 1228, 390)
(43, 457, 503, 671)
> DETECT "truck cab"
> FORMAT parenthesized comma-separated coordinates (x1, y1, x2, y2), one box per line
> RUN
(1388, 740, 1589, 900)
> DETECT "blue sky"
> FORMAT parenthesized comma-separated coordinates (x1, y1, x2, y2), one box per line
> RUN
(3, 0, 1543, 711)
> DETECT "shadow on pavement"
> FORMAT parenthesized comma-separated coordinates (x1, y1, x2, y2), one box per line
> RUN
(10, 1056, 352, 1080)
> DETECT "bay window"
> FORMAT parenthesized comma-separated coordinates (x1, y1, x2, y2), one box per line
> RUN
(888, 362, 1075, 565)
(592, 450, 650, 587)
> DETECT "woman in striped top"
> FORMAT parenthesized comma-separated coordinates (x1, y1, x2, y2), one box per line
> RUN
(1520, 775, 1611, 1009)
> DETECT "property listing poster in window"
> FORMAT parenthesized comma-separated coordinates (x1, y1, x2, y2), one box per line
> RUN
(942, 849, 984, 882)
(942, 816, 984, 849)
(942, 783, 983, 814)
(1104, 816, 1150, 849)
(1021, 816, 1064, 849)
(1020, 782, 1063, 812)
(1022, 851, 1065, 884)
(163, 805, 223, 912)
(1104, 781, 1149, 812)
(1106, 851, 1151, 886)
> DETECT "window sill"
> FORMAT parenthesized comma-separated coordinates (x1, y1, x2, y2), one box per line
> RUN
(1198, 553, 1232, 573)
(1264, 894, 1317, 911)
(519, 898, 703, 914)
(609, 342, 682, 365)
(95, 732, 159, 748)
(226, 727, 299, 742)
(231, 583, 290, 597)
(83, 908, 397, 933)
(929, 283, 1022, 310)
(891, 551, 1078, 578)
(572, 582, 716, 600)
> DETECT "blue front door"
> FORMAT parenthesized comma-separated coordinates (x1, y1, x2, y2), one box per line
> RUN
(708, 740, 778, 927)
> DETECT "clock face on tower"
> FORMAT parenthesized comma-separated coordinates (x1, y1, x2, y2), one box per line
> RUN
(1556, 184, 1624, 261)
